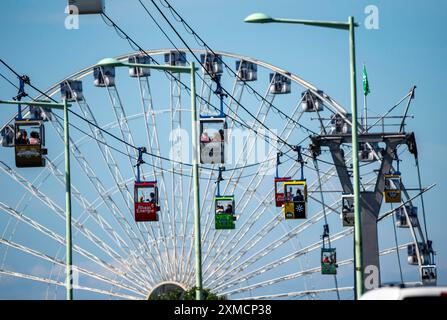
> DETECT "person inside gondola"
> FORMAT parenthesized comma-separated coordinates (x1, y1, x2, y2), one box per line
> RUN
(212, 131, 223, 142)
(149, 192, 156, 204)
(225, 204, 233, 215)
(29, 131, 40, 145)
(216, 205, 224, 214)
(293, 189, 304, 202)
(16, 130, 29, 145)
(322, 255, 329, 264)
(200, 132, 211, 142)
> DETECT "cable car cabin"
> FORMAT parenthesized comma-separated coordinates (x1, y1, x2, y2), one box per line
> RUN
(67, 0, 105, 14)
(421, 265, 437, 286)
(14, 120, 47, 168)
(269, 73, 291, 94)
(384, 173, 402, 203)
(93, 66, 115, 87)
(60, 80, 84, 102)
(395, 205, 419, 228)
(407, 243, 430, 266)
(236, 60, 257, 82)
(301, 90, 324, 112)
(128, 54, 151, 78)
(330, 113, 351, 135)
(321, 248, 337, 275)
(200, 53, 223, 76)
(341, 194, 354, 227)
(164, 51, 187, 66)
(283, 180, 307, 219)
(215, 196, 236, 230)
(200, 118, 226, 164)
(274, 177, 291, 207)
(1, 124, 15, 147)
(134, 181, 160, 222)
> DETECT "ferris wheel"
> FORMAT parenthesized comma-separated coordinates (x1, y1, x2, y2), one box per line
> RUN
(0, 48, 436, 300)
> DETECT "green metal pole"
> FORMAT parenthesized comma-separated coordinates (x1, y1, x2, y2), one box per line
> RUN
(64, 98, 73, 300)
(349, 16, 363, 299)
(190, 62, 203, 300)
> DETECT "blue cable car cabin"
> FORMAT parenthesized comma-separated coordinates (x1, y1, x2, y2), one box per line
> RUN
(384, 173, 402, 203)
(321, 248, 337, 275)
(200, 53, 223, 76)
(200, 117, 226, 164)
(236, 60, 257, 82)
(128, 54, 151, 78)
(269, 73, 291, 94)
(60, 80, 84, 102)
(301, 89, 324, 112)
(215, 196, 236, 230)
(14, 119, 47, 168)
(1, 124, 15, 147)
(93, 65, 115, 87)
(134, 181, 160, 222)
(282, 180, 307, 219)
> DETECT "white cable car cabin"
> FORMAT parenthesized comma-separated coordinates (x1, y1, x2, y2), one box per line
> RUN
(395, 205, 419, 228)
(14, 120, 47, 168)
(236, 60, 257, 82)
(421, 265, 437, 286)
(215, 196, 236, 230)
(164, 51, 187, 66)
(93, 65, 115, 87)
(1, 124, 15, 147)
(282, 180, 307, 219)
(341, 194, 354, 227)
(269, 73, 291, 94)
(301, 89, 324, 112)
(128, 54, 151, 78)
(67, 0, 105, 14)
(330, 113, 351, 134)
(384, 173, 402, 203)
(200, 53, 223, 76)
(407, 243, 430, 266)
(200, 117, 226, 164)
(358, 142, 381, 162)
(60, 80, 84, 102)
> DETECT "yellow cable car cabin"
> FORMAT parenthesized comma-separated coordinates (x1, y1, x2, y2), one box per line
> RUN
(282, 180, 307, 219)
(14, 120, 47, 168)
(384, 173, 402, 203)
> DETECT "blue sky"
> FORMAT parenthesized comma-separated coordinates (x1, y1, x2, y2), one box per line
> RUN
(0, 0, 446, 299)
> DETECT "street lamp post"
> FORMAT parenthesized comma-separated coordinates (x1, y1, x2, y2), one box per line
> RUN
(0, 99, 73, 300)
(244, 13, 364, 298)
(96, 58, 203, 300)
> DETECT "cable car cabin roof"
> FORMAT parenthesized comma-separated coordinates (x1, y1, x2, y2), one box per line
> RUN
(15, 119, 44, 127)
(215, 195, 234, 201)
(274, 177, 292, 182)
(199, 115, 226, 121)
(283, 180, 307, 186)
(135, 181, 157, 187)
(385, 173, 401, 178)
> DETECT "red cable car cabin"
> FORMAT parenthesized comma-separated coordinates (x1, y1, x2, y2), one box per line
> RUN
(274, 177, 291, 207)
(134, 181, 160, 222)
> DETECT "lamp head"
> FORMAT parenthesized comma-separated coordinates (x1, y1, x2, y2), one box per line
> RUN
(244, 12, 274, 24)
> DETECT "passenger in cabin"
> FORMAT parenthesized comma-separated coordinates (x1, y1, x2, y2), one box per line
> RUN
(212, 131, 223, 142)
(29, 131, 40, 145)
(149, 192, 156, 203)
(216, 205, 224, 214)
(16, 130, 29, 145)
(285, 191, 292, 202)
(200, 132, 211, 142)
(225, 204, 233, 215)
(293, 189, 304, 202)
(322, 255, 329, 264)
(139, 195, 144, 203)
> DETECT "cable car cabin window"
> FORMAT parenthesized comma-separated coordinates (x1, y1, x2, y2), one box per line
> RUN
(215, 196, 235, 230)
(200, 119, 226, 164)
(236, 60, 257, 82)
(128, 55, 151, 78)
(321, 248, 337, 275)
(421, 266, 437, 286)
(274, 177, 291, 207)
(395, 206, 418, 228)
(134, 182, 160, 222)
(341, 194, 354, 227)
(1, 124, 15, 147)
(14, 120, 46, 168)
(283, 181, 307, 220)
(60, 80, 84, 102)
(384, 174, 402, 203)
(93, 66, 115, 87)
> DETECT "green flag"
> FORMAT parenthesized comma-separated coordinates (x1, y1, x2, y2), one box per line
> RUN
(362, 65, 370, 96)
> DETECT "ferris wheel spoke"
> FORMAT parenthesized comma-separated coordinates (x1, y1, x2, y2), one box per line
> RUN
(0, 201, 151, 291)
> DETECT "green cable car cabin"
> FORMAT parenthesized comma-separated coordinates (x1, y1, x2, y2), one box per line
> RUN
(14, 119, 47, 168)
(215, 195, 236, 230)
(321, 248, 337, 275)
